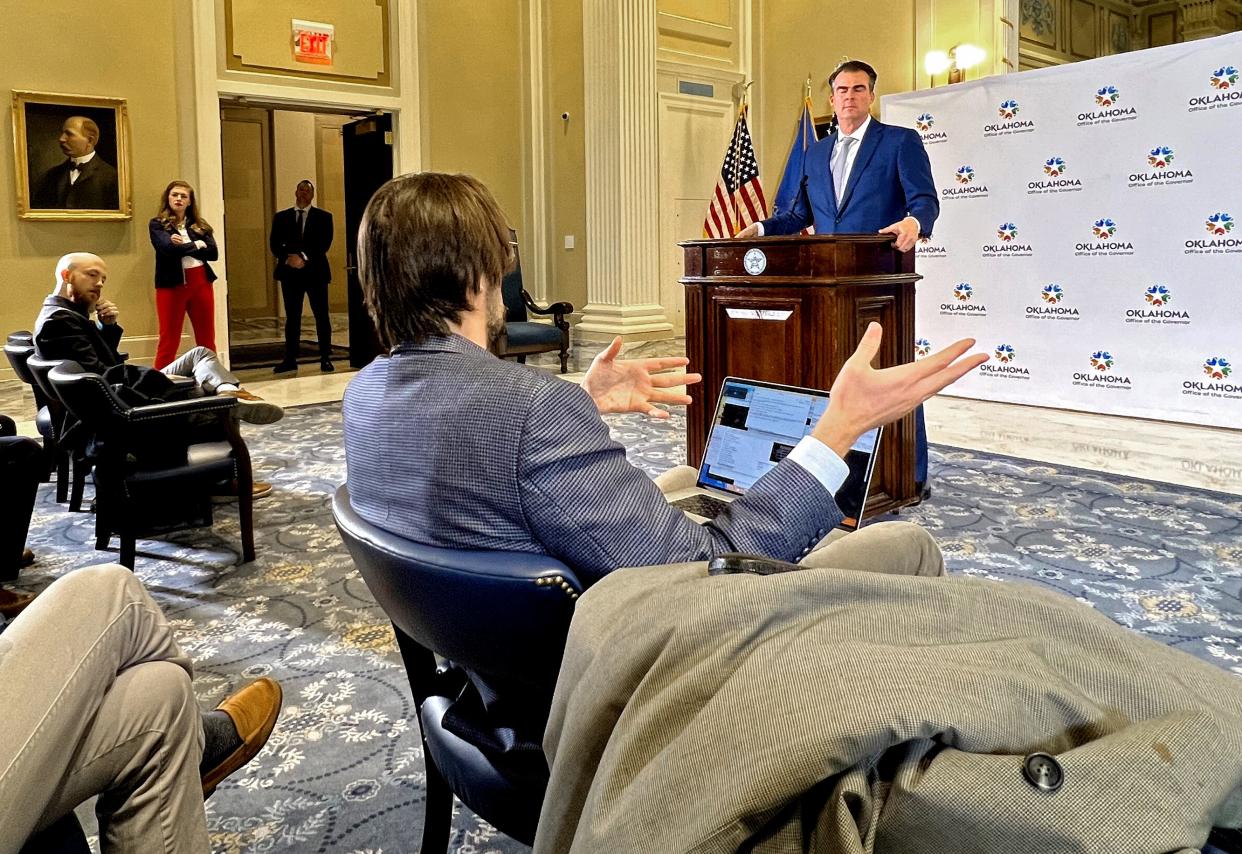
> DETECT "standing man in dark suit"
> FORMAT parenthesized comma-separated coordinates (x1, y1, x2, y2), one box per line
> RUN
(270, 180, 335, 373)
(29, 116, 120, 210)
(738, 59, 939, 499)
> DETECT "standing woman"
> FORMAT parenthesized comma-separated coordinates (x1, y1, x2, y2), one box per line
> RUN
(149, 181, 218, 368)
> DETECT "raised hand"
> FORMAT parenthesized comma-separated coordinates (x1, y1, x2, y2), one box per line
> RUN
(95, 299, 120, 325)
(812, 322, 987, 457)
(582, 336, 703, 420)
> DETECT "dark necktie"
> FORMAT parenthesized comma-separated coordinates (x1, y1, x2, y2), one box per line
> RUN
(296, 209, 305, 233)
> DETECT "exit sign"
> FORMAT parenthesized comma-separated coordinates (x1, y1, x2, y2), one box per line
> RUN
(292, 19, 334, 66)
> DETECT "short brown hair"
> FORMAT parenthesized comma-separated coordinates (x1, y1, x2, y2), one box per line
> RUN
(358, 172, 514, 349)
(829, 60, 878, 91)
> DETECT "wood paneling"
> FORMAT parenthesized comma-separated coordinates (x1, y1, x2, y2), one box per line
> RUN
(221, 107, 276, 318)
(1071, 0, 1097, 57)
(226, 0, 389, 84)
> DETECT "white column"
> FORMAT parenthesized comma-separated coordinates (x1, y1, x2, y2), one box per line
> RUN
(578, 0, 673, 338)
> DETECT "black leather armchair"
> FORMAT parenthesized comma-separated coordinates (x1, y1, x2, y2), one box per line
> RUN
(495, 230, 573, 374)
(48, 362, 256, 569)
(332, 485, 582, 850)
(22, 352, 91, 510)
(6, 334, 61, 488)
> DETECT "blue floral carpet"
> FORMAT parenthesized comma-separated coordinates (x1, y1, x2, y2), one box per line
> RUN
(18, 402, 1241, 853)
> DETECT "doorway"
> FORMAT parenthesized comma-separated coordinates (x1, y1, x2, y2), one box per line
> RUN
(219, 103, 392, 373)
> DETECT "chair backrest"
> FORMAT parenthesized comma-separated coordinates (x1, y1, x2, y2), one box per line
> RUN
(4, 336, 46, 409)
(25, 354, 71, 413)
(501, 228, 527, 323)
(331, 485, 581, 693)
(46, 361, 131, 433)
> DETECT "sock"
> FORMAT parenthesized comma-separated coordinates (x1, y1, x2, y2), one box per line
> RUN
(200, 710, 242, 774)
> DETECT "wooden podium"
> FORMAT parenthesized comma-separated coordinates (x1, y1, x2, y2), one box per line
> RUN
(679, 234, 921, 516)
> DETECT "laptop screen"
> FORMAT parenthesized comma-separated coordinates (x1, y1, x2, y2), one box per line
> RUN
(697, 377, 881, 520)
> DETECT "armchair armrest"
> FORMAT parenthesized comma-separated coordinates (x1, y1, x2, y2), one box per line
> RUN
(124, 395, 238, 424)
(521, 291, 573, 317)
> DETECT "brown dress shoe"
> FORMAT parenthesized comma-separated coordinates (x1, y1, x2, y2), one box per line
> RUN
(201, 677, 283, 797)
(251, 481, 274, 499)
(0, 587, 37, 619)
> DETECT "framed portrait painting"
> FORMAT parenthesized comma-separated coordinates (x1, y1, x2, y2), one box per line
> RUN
(11, 90, 132, 221)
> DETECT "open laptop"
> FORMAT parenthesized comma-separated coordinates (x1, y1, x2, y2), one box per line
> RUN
(666, 377, 882, 531)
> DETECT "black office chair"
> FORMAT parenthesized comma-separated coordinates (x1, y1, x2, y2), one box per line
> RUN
(495, 230, 574, 374)
(332, 485, 582, 850)
(48, 362, 256, 569)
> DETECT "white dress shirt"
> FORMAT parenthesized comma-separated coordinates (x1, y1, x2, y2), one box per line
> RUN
(68, 151, 95, 185)
(832, 114, 871, 196)
(787, 435, 850, 495)
(176, 224, 207, 270)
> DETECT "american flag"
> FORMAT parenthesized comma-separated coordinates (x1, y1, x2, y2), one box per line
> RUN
(703, 107, 768, 238)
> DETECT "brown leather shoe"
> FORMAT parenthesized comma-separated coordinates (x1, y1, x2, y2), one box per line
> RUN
(0, 587, 37, 619)
(218, 389, 284, 425)
(201, 677, 283, 797)
(251, 481, 273, 499)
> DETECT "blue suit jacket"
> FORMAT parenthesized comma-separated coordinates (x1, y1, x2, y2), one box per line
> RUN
(343, 334, 842, 588)
(762, 118, 939, 237)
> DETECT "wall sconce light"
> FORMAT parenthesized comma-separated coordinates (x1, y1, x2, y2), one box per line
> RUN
(924, 44, 986, 86)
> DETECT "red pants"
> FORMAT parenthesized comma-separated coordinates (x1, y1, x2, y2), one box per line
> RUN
(154, 266, 215, 369)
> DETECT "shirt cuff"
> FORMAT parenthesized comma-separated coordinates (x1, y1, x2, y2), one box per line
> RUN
(194, 240, 207, 250)
(755, 222, 765, 236)
(787, 435, 849, 495)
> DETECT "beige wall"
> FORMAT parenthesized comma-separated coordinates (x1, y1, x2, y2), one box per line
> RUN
(543, 0, 587, 310)
(272, 111, 318, 208)
(417, 0, 526, 239)
(1, 1, 190, 375)
(755, 0, 917, 170)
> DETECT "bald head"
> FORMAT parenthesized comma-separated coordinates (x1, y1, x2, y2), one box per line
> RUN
(54, 253, 108, 307)
(58, 116, 99, 159)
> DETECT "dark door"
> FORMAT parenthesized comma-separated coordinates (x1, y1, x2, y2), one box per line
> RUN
(342, 114, 393, 368)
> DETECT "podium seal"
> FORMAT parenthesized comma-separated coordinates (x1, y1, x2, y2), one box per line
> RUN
(743, 247, 767, 275)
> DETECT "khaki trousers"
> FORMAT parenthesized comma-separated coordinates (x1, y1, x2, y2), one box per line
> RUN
(655, 464, 944, 577)
(0, 564, 208, 853)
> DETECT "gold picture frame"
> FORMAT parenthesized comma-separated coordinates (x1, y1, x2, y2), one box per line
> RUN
(11, 90, 132, 221)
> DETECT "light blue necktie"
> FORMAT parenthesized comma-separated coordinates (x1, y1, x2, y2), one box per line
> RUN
(831, 135, 856, 206)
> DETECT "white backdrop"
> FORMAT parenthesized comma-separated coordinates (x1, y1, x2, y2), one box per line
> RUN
(882, 32, 1242, 429)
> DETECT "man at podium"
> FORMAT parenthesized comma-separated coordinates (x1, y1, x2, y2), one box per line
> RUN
(737, 59, 938, 496)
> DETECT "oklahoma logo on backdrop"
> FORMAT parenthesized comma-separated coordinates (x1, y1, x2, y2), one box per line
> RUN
(1078, 84, 1138, 125)
(980, 343, 1031, 380)
(1129, 145, 1194, 188)
(1028, 155, 1083, 194)
(984, 99, 1036, 137)
(941, 282, 988, 316)
(914, 112, 948, 144)
(915, 235, 947, 259)
(982, 221, 1033, 257)
(1185, 212, 1241, 254)
(1188, 66, 1242, 112)
(1125, 285, 1190, 325)
(914, 338, 932, 358)
(1075, 217, 1134, 256)
(943, 165, 990, 200)
(1184, 356, 1241, 400)
(1072, 350, 1133, 390)
(1026, 283, 1080, 321)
